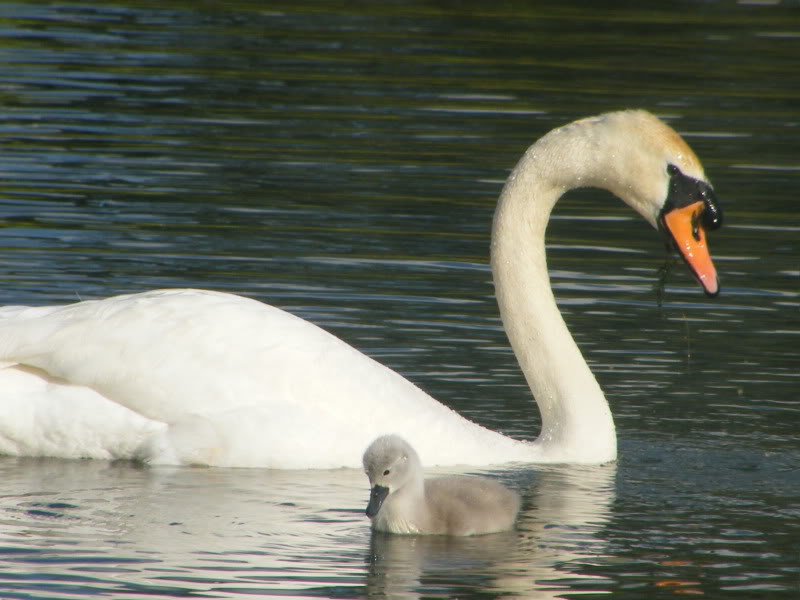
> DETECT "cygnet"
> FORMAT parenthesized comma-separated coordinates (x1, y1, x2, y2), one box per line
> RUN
(362, 434, 521, 535)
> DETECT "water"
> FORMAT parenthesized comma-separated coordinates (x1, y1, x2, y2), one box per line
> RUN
(0, 0, 798, 597)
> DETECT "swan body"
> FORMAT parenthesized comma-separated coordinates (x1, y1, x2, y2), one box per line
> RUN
(0, 110, 722, 469)
(363, 434, 521, 535)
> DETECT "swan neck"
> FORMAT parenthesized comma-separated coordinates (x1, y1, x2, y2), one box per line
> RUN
(490, 125, 617, 462)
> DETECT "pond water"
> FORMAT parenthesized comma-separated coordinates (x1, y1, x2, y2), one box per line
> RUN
(0, 0, 798, 598)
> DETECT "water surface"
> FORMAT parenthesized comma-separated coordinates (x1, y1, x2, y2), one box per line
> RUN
(0, 1, 798, 598)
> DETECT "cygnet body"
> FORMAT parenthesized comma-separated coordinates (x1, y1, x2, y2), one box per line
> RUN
(362, 434, 521, 535)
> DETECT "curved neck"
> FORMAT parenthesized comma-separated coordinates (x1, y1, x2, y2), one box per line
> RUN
(490, 123, 617, 463)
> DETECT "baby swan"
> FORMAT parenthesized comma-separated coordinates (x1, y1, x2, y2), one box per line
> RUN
(362, 434, 521, 536)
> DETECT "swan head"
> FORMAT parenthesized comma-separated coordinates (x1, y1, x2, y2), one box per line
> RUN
(544, 110, 723, 296)
(611, 110, 723, 296)
(362, 434, 421, 518)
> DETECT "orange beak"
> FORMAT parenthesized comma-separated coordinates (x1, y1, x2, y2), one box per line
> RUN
(662, 201, 719, 296)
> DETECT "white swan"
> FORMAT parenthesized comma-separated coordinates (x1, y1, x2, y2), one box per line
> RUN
(0, 110, 722, 469)
(363, 434, 521, 535)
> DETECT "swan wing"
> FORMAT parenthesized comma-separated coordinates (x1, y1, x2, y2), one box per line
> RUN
(0, 365, 166, 461)
(0, 289, 503, 467)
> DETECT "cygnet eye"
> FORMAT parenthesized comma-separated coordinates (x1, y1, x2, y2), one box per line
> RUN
(383, 469, 390, 476)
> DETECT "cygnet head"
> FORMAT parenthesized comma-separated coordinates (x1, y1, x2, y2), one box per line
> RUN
(362, 434, 422, 518)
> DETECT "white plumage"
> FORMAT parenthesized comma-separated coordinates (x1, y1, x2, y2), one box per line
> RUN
(0, 110, 719, 469)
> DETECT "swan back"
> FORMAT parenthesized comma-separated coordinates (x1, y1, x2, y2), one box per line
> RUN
(363, 435, 521, 536)
(0, 289, 532, 468)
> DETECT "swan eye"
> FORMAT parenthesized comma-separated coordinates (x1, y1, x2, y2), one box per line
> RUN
(700, 187, 723, 230)
(383, 469, 390, 476)
(665, 164, 723, 232)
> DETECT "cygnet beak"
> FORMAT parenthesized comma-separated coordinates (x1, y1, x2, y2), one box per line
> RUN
(366, 485, 390, 518)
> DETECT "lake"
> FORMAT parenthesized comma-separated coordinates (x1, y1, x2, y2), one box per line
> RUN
(0, 0, 797, 598)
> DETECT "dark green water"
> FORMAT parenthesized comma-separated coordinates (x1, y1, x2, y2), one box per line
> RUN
(0, 1, 797, 598)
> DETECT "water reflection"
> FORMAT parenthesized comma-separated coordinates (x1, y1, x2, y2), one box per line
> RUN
(0, 458, 617, 598)
(367, 464, 616, 598)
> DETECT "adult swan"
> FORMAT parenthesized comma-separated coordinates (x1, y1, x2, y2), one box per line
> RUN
(0, 110, 722, 469)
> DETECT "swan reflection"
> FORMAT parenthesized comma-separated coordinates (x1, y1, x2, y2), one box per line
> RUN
(0, 458, 614, 598)
(366, 463, 616, 598)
